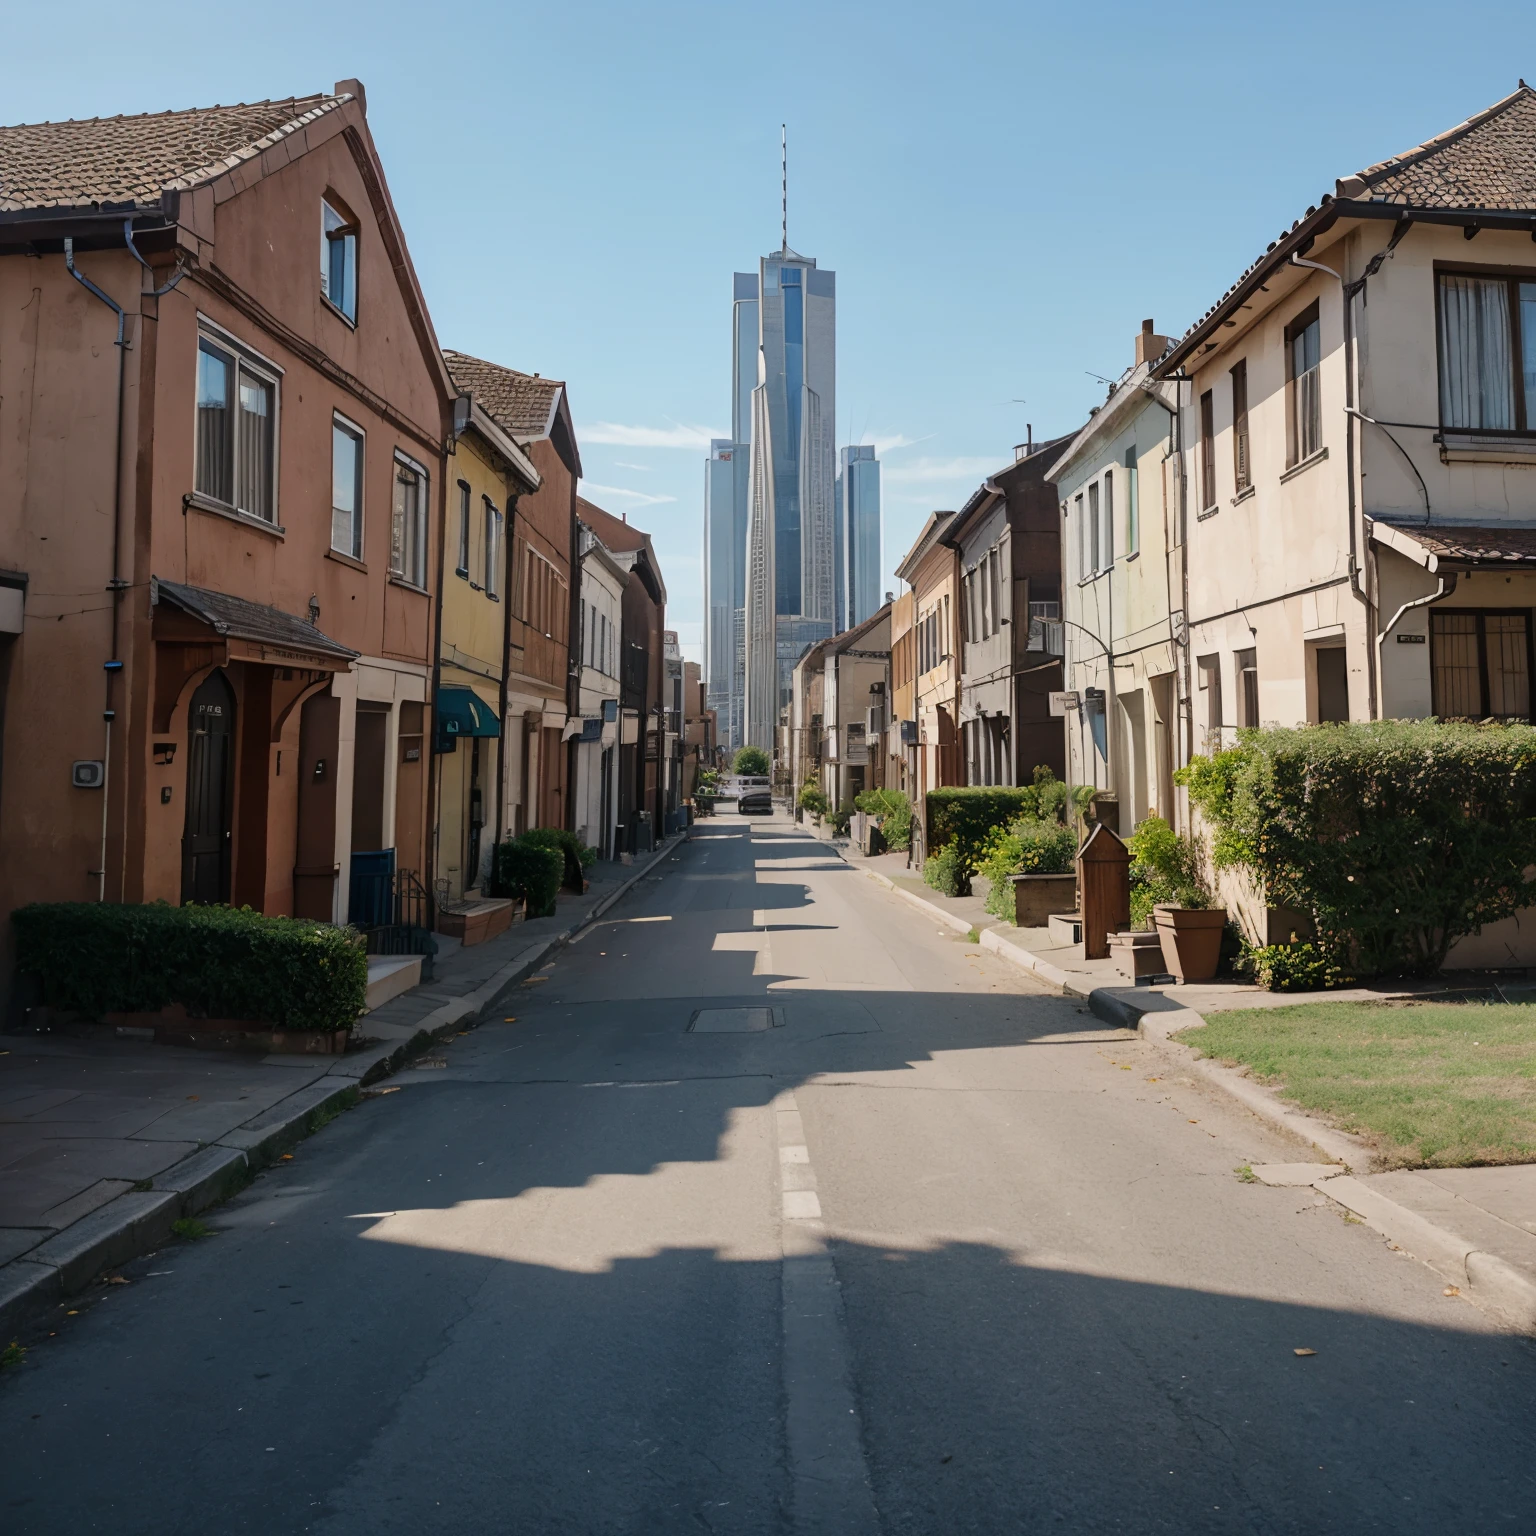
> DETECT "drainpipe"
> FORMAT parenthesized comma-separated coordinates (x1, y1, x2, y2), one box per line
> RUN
(1377, 571, 1457, 697)
(1290, 250, 1378, 718)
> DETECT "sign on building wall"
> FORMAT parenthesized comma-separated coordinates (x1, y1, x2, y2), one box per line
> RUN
(1049, 691, 1080, 717)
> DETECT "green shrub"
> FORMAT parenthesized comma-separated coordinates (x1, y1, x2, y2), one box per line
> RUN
(1236, 941, 1356, 992)
(924, 769, 1074, 894)
(11, 902, 366, 1031)
(518, 825, 595, 889)
(855, 787, 912, 850)
(1126, 816, 1212, 928)
(979, 819, 1079, 920)
(922, 843, 965, 897)
(798, 781, 830, 819)
(1180, 719, 1536, 976)
(733, 745, 770, 775)
(828, 806, 852, 837)
(492, 840, 564, 916)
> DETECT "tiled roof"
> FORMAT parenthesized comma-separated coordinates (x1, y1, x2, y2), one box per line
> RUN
(0, 95, 346, 212)
(1383, 523, 1536, 566)
(1160, 85, 1536, 371)
(443, 350, 564, 442)
(1346, 85, 1536, 209)
(154, 579, 358, 660)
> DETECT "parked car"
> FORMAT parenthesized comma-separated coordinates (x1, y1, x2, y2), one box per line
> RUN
(738, 787, 773, 815)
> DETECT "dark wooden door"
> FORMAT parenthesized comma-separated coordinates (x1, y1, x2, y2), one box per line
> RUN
(182, 669, 235, 904)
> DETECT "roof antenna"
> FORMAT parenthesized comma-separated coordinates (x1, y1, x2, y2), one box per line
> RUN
(781, 124, 788, 251)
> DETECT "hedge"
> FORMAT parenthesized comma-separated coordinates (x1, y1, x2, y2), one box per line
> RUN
(11, 902, 366, 1031)
(1181, 719, 1536, 976)
(518, 825, 597, 890)
(491, 839, 565, 916)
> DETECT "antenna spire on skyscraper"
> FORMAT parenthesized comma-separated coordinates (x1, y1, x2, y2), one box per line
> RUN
(781, 124, 787, 252)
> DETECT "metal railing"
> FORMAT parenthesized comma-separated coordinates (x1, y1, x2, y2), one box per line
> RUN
(355, 863, 438, 981)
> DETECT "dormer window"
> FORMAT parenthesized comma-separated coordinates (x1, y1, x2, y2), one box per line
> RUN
(321, 198, 358, 323)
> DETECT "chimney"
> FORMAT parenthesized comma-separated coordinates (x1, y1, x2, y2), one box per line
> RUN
(1135, 318, 1171, 367)
(334, 79, 366, 111)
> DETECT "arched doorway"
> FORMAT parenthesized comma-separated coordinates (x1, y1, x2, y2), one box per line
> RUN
(182, 669, 235, 904)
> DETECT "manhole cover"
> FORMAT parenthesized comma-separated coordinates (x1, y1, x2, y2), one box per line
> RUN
(689, 1008, 774, 1033)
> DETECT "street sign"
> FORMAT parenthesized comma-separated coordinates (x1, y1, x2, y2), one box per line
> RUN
(1049, 691, 1080, 717)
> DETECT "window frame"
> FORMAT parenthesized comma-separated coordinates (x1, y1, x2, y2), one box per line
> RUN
(1285, 300, 1322, 467)
(455, 480, 472, 578)
(1124, 448, 1139, 556)
(1433, 262, 1536, 437)
(389, 450, 430, 590)
(1235, 646, 1259, 729)
(1230, 358, 1251, 493)
(484, 496, 502, 599)
(329, 411, 365, 560)
(1430, 606, 1535, 722)
(1199, 389, 1217, 510)
(321, 196, 359, 326)
(193, 322, 283, 526)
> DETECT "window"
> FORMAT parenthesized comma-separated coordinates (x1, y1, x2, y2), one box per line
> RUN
(1231, 359, 1251, 492)
(1102, 471, 1114, 566)
(456, 482, 471, 577)
(1088, 482, 1101, 574)
(1197, 653, 1223, 739)
(1124, 448, 1139, 556)
(195, 333, 277, 522)
(321, 198, 358, 323)
(484, 498, 502, 598)
(1437, 271, 1536, 433)
(1236, 647, 1259, 728)
(1074, 493, 1086, 580)
(330, 416, 364, 558)
(1199, 389, 1216, 509)
(390, 454, 428, 587)
(1287, 303, 1322, 464)
(1431, 610, 1532, 720)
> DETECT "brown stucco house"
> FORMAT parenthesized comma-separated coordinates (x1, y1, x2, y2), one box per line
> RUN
(0, 81, 456, 991)
(441, 351, 579, 839)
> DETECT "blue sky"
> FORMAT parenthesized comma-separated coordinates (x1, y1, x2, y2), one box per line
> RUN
(10, 1, 1536, 660)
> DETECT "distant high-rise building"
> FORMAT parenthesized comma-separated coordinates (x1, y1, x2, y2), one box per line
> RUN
(702, 276, 757, 752)
(835, 443, 882, 631)
(743, 246, 836, 749)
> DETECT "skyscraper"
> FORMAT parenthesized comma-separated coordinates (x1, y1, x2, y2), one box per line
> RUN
(835, 443, 882, 632)
(702, 276, 757, 752)
(743, 246, 836, 749)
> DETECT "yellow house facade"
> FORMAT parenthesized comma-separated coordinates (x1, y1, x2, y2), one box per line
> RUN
(434, 400, 540, 903)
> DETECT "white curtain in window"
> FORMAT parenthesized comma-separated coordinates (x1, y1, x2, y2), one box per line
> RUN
(1440, 276, 1513, 430)
(237, 373, 273, 520)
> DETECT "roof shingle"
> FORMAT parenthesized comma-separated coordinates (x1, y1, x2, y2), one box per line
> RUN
(0, 94, 345, 213)
(442, 350, 565, 442)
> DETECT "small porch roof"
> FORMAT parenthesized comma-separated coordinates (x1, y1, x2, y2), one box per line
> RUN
(1371, 521, 1536, 572)
(152, 578, 358, 663)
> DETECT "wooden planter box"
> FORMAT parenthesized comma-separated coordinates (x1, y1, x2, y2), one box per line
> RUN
(1109, 930, 1167, 981)
(438, 898, 516, 947)
(1010, 872, 1078, 928)
(1153, 905, 1228, 983)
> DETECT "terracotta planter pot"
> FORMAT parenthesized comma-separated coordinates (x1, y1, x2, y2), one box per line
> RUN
(1010, 872, 1078, 928)
(1153, 905, 1227, 983)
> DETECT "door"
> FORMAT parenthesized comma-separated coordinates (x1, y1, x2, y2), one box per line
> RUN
(182, 669, 235, 905)
(1316, 648, 1350, 723)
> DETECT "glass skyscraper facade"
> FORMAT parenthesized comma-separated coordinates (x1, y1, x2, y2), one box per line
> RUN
(835, 444, 882, 632)
(706, 242, 879, 751)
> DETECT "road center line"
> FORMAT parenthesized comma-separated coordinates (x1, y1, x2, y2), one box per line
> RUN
(773, 1088, 880, 1533)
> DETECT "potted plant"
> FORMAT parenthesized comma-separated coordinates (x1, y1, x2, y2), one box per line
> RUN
(1126, 817, 1226, 982)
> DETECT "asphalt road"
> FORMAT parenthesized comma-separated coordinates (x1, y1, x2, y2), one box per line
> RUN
(3, 815, 1534, 1534)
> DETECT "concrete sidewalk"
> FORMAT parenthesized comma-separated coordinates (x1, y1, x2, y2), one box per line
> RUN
(0, 832, 684, 1335)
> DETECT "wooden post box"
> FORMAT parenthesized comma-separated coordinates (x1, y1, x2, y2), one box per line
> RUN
(1077, 822, 1131, 960)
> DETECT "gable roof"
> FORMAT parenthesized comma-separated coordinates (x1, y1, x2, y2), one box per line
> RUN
(443, 350, 581, 477)
(1158, 84, 1536, 375)
(576, 497, 666, 605)
(894, 510, 955, 583)
(0, 94, 348, 213)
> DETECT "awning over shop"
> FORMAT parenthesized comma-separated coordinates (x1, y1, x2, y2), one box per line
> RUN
(435, 685, 500, 746)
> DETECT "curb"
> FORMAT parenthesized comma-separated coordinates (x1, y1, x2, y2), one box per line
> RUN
(0, 834, 685, 1340)
(1105, 985, 1536, 1335)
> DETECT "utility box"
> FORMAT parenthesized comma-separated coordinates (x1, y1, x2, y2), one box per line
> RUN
(1077, 822, 1130, 960)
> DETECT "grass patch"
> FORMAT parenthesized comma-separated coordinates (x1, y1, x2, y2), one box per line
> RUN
(1, 1340, 26, 1370)
(1234, 1164, 1258, 1183)
(171, 1218, 214, 1240)
(1176, 999, 1536, 1167)
(965, 928, 980, 945)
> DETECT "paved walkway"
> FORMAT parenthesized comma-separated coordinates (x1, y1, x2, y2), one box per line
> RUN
(0, 835, 683, 1321)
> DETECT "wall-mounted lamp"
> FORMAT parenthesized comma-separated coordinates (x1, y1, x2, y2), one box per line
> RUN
(313, 757, 327, 782)
(153, 741, 176, 765)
